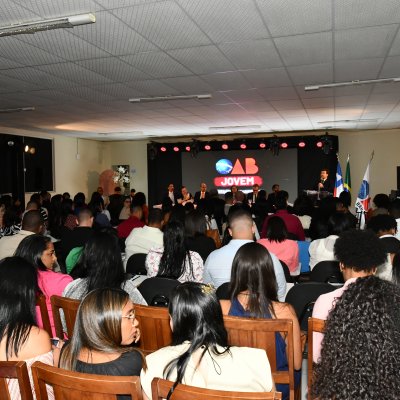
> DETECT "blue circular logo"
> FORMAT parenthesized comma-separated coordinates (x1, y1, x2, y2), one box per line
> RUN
(359, 180, 369, 199)
(216, 159, 233, 175)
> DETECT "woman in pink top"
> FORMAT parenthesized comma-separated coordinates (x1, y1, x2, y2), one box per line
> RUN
(15, 234, 73, 337)
(258, 216, 299, 273)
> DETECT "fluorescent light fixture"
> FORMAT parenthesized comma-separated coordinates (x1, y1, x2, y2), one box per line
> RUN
(0, 13, 95, 37)
(0, 106, 35, 113)
(129, 94, 211, 103)
(305, 77, 400, 91)
(209, 125, 262, 131)
(318, 119, 378, 124)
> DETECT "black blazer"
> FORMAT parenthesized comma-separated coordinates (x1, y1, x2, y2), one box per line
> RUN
(194, 191, 210, 204)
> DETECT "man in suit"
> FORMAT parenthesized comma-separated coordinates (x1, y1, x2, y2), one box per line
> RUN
(267, 184, 280, 212)
(162, 183, 178, 208)
(194, 182, 209, 204)
(247, 183, 260, 204)
(317, 169, 334, 193)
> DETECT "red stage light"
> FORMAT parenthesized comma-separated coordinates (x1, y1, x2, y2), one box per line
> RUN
(280, 142, 288, 149)
(173, 146, 179, 152)
(240, 143, 247, 149)
(298, 141, 306, 148)
(259, 142, 266, 149)
(316, 141, 323, 148)
(160, 146, 167, 152)
(204, 144, 211, 151)
(222, 144, 228, 150)
(185, 146, 191, 151)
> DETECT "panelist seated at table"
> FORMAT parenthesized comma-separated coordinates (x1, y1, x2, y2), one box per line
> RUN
(176, 186, 194, 206)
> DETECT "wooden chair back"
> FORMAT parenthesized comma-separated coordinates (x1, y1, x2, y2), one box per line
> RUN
(151, 378, 282, 399)
(36, 293, 52, 337)
(50, 295, 81, 339)
(0, 361, 33, 400)
(31, 361, 142, 400)
(307, 318, 325, 400)
(134, 304, 172, 355)
(223, 316, 295, 400)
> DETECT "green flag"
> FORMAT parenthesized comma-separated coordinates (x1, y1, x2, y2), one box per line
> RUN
(344, 154, 351, 192)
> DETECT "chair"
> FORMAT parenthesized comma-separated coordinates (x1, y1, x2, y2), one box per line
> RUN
(134, 304, 172, 355)
(307, 318, 326, 400)
(309, 261, 344, 284)
(223, 316, 296, 400)
(216, 282, 230, 300)
(285, 282, 336, 331)
(137, 277, 179, 306)
(126, 253, 147, 275)
(31, 361, 142, 400)
(36, 293, 52, 337)
(50, 295, 80, 339)
(0, 361, 33, 400)
(151, 378, 282, 399)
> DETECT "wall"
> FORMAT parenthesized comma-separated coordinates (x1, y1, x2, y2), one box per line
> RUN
(337, 129, 400, 200)
(106, 140, 149, 198)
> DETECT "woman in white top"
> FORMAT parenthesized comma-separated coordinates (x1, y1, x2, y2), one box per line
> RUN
(0, 257, 53, 400)
(146, 221, 203, 283)
(140, 282, 274, 399)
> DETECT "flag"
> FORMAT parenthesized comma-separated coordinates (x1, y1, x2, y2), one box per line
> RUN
(355, 159, 371, 229)
(333, 160, 344, 198)
(344, 154, 351, 192)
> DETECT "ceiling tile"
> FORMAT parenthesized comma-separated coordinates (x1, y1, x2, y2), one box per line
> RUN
(274, 32, 332, 66)
(334, 58, 384, 81)
(241, 68, 292, 88)
(256, 0, 332, 36)
(287, 63, 333, 85)
(160, 76, 214, 93)
(200, 71, 253, 91)
(380, 56, 400, 78)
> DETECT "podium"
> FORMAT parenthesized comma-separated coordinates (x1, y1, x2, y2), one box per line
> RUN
(303, 190, 332, 205)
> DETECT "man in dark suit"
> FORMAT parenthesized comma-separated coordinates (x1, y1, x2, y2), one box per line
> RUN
(267, 183, 280, 212)
(317, 169, 334, 193)
(162, 183, 179, 208)
(194, 182, 210, 204)
(247, 183, 260, 204)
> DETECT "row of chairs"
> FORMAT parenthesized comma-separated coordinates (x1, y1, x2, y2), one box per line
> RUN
(0, 361, 283, 399)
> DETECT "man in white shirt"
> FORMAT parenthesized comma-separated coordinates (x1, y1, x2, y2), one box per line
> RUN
(0, 210, 44, 259)
(125, 208, 164, 261)
(203, 208, 286, 301)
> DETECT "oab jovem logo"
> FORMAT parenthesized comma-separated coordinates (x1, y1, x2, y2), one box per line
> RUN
(214, 158, 263, 187)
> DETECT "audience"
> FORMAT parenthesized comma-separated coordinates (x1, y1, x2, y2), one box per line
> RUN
(63, 231, 146, 305)
(0, 195, 21, 237)
(0, 210, 44, 260)
(58, 288, 142, 393)
(312, 229, 387, 362)
(309, 212, 356, 269)
(389, 198, 400, 240)
(140, 282, 274, 399)
(117, 204, 144, 239)
(0, 257, 53, 399)
(108, 187, 125, 225)
(184, 209, 216, 262)
(312, 276, 400, 399)
(258, 216, 299, 274)
(132, 192, 149, 224)
(125, 208, 164, 261)
(220, 242, 302, 399)
(366, 193, 390, 222)
(15, 234, 73, 337)
(146, 220, 203, 283)
(261, 191, 305, 241)
(118, 197, 131, 220)
(204, 208, 286, 301)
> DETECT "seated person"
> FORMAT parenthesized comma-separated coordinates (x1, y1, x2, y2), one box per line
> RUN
(58, 288, 142, 399)
(258, 216, 299, 274)
(0, 257, 53, 399)
(176, 186, 194, 206)
(309, 213, 356, 269)
(312, 276, 400, 399)
(312, 229, 387, 362)
(117, 205, 145, 239)
(220, 242, 302, 400)
(146, 221, 203, 283)
(140, 282, 274, 399)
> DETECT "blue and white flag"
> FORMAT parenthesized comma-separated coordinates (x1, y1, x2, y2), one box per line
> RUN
(355, 154, 373, 229)
(333, 160, 344, 198)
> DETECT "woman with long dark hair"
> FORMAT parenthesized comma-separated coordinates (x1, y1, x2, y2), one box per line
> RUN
(184, 209, 216, 262)
(312, 276, 400, 399)
(15, 234, 72, 337)
(63, 230, 146, 304)
(140, 282, 274, 399)
(145, 221, 203, 282)
(220, 242, 302, 400)
(59, 288, 143, 400)
(0, 256, 53, 399)
(257, 216, 299, 273)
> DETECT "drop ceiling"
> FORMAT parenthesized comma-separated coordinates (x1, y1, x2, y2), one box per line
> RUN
(1, 0, 400, 141)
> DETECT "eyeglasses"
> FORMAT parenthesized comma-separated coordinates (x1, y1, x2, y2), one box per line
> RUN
(122, 311, 136, 324)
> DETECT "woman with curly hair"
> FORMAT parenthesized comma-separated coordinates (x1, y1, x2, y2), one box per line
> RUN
(312, 275, 400, 399)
